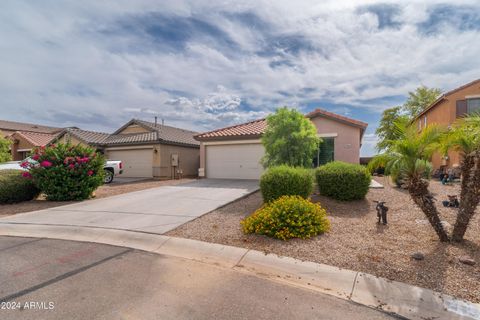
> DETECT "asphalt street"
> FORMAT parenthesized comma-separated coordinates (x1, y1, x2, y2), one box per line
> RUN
(0, 236, 397, 320)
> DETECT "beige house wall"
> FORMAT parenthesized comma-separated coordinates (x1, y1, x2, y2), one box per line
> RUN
(157, 144, 199, 178)
(10, 135, 34, 160)
(57, 133, 90, 147)
(105, 143, 198, 179)
(118, 125, 151, 134)
(310, 116, 362, 164)
(1, 129, 16, 137)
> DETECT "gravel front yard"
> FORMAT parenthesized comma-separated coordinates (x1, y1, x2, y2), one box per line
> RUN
(0, 178, 195, 217)
(167, 177, 480, 303)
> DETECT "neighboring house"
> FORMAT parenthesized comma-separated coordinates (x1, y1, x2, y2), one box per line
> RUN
(0, 119, 63, 160)
(413, 79, 480, 170)
(194, 108, 367, 179)
(54, 119, 200, 179)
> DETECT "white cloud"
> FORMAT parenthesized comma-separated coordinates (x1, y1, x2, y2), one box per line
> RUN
(0, 0, 479, 158)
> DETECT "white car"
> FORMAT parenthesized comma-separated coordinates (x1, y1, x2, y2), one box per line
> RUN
(0, 160, 123, 184)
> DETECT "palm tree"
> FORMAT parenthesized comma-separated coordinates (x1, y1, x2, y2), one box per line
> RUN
(441, 113, 480, 242)
(381, 122, 450, 242)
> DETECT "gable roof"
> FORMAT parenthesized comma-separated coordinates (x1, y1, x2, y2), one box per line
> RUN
(58, 128, 111, 145)
(306, 108, 368, 129)
(113, 119, 199, 147)
(414, 78, 480, 120)
(55, 120, 199, 148)
(9, 131, 58, 147)
(104, 131, 158, 145)
(195, 118, 267, 141)
(0, 119, 62, 134)
(195, 108, 368, 141)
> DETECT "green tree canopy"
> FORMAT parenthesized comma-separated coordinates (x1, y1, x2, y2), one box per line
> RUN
(375, 86, 442, 152)
(403, 86, 442, 118)
(0, 136, 11, 163)
(261, 107, 320, 168)
(375, 106, 409, 151)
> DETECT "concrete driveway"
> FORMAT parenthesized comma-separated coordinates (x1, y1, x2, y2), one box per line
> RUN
(0, 236, 394, 320)
(0, 179, 259, 234)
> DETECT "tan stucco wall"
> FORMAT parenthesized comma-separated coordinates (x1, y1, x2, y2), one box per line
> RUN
(118, 124, 151, 134)
(157, 144, 199, 178)
(418, 82, 480, 170)
(0, 129, 16, 137)
(56, 133, 90, 147)
(310, 116, 362, 164)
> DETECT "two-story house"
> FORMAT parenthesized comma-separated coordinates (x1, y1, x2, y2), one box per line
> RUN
(413, 79, 480, 170)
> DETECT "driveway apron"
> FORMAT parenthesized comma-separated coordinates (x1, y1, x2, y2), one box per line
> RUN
(0, 179, 259, 234)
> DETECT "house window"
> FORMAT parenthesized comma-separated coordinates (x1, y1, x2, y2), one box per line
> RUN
(467, 98, 480, 114)
(313, 137, 335, 167)
(424, 115, 427, 127)
(456, 100, 467, 118)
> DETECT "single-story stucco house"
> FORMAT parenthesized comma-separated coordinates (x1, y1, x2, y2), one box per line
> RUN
(194, 108, 368, 180)
(0, 119, 64, 160)
(54, 119, 200, 179)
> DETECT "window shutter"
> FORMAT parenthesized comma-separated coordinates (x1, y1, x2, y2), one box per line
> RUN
(456, 100, 467, 118)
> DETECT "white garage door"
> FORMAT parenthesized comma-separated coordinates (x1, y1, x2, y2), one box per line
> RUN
(206, 143, 264, 179)
(107, 148, 153, 178)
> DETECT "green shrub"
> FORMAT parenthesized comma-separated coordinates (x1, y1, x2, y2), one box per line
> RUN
(315, 161, 371, 201)
(23, 143, 105, 201)
(241, 195, 330, 240)
(0, 170, 40, 204)
(260, 165, 314, 203)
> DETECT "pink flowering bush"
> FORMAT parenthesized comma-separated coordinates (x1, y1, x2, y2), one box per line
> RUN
(25, 143, 105, 201)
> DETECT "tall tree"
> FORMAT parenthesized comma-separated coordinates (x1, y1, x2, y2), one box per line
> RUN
(261, 107, 320, 168)
(384, 123, 449, 242)
(375, 86, 442, 152)
(0, 136, 11, 163)
(441, 114, 480, 242)
(403, 86, 442, 118)
(375, 106, 409, 151)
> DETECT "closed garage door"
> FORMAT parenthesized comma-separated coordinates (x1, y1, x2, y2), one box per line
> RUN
(206, 143, 264, 179)
(107, 148, 153, 178)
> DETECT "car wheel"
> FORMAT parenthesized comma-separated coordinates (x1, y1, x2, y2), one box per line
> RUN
(104, 169, 114, 184)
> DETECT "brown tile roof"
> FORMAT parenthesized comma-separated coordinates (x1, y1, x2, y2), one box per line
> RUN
(194, 118, 267, 141)
(306, 108, 368, 129)
(127, 119, 199, 147)
(104, 132, 158, 145)
(58, 120, 199, 147)
(10, 131, 57, 147)
(65, 128, 111, 145)
(0, 119, 62, 134)
(195, 109, 368, 141)
(414, 78, 480, 120)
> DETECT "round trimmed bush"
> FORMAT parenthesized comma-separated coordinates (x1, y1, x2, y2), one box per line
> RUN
(260, 165, 314, 203)
(315, 161, 371, 201)
(0, 170, 40, 204)
(25, 143, 105, 201)
(241, 195, 330, 240)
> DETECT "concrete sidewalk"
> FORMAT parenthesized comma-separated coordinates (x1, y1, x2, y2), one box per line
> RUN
(0, 179, 259, 234)
(0, 224, 479, 320)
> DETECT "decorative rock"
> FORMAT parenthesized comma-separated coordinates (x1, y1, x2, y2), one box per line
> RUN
(411, 252, 425, 261)
(415, 219, 429, 225)
(459, 256, 476, 266)
(440, 221, 452, 228)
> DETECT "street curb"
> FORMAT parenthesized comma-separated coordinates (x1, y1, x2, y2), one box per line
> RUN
(0, 223, 479, 320)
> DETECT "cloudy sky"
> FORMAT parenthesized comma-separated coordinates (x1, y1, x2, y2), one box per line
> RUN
(1, 1, 479, 156)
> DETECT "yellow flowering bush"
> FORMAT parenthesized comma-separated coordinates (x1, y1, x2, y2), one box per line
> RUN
(241, 195, 330, 240)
